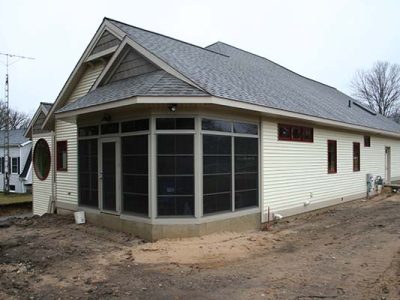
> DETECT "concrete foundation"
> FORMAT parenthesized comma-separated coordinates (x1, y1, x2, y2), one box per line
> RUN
(57, 207, 261, 241)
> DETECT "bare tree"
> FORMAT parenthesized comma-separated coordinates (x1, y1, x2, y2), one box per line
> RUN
(0, 101, 31, 130)
(351, 61, 400, 117)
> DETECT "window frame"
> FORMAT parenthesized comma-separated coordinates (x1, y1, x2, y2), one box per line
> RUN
(278, 124, 314, 143)
(11, 157, 19, 174)
(353, 142, 361, 172)
(33, 138, 51, 181)
(155, 117, 196, 218)
(364, 136, 371, 147)
(327, 140, 337, 174)
(56, 141, 68, 171)
(201, 117, 259, 216)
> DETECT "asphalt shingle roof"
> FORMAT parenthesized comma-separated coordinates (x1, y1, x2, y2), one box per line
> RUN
(58, 70, 207, 112)
(58, 18, 400, 134)
(0, 129, 30, 146)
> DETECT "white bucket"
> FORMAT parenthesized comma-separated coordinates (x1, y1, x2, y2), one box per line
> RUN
(377, 185, 383, 194)
(74, 211, 86, 224)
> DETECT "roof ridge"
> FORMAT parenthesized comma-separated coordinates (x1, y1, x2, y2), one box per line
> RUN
(105, 17, 230, 58)
(208, 41, 337, 91)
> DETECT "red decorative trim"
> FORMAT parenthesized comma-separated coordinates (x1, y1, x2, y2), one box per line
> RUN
(278, 124, 314, 143)
(56, 140, 68, 171)
(327, 140, 337, 174)
(33, 138, 51, 181)
(353, 142, 361, 171)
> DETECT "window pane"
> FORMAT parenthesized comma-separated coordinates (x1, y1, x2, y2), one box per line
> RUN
(353, 142, 360, 171)
(364, 136, 370, 147)
(203, 135, 231, 155)
(327, 140, 337, 174)
(291, 126, 302, 140)
(122, 135, 149, 215)
(234, 137, 258, 209)
(78, 125, 99, 137)
(303, 127, 313, 142)
(157, 176, 194, 195)
(235, 173, 258, 190)
(235, 137, 258, 155)
(121, 119, 149, 133)
(156, 118, 194, 130)
(233, 122, 258, 135)
(235, 190, 258, 209)
(158, 196, 194, 216)
(203, 156, 231, 174)
(202, 118, 232, 132)
(203, 193, 231, 214)
(101, 123, 119, 134)
(235, 156, 258, 173)
(203, 134, 232, 215)
(78, 139, 98, 208)
(123, 194, 148, 215)
(278, 124, 291, 140)
(157, 134, 194, 216)
(57, 141, 68, 171)
(157, 134, 194, 155)
(122, 135, 147, 154)
(203, 174, 231, 194)
(33, 139, 51, 180)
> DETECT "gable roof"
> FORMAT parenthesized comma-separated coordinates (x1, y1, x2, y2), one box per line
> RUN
(58, 70, 208, 112)
(55, 18, 400, 135)
(24, 102, 53, 138)
(0, 129, 30, 146)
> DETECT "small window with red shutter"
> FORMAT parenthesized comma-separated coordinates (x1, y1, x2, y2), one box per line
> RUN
(57, 141, 68, 171)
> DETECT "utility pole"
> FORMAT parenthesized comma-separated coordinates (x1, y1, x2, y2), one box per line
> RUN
(0, 52, 34, 194)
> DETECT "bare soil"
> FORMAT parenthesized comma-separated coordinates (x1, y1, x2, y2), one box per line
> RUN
(1, 191, 400, 300)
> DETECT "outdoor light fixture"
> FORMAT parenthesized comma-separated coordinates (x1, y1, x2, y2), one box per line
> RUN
(168, 104, 177, 112)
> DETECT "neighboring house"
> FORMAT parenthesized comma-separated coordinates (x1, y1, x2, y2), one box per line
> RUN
(26, 18, 400, 240)
(0, 129, 32, 193)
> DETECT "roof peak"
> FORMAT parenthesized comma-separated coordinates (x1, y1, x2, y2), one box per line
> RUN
(104, 17, 229, 58)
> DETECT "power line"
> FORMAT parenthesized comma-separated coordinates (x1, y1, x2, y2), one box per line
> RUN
(0, 52, 34, 194)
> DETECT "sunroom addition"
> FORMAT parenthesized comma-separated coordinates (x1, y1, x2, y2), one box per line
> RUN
(76, 115, 260, 221)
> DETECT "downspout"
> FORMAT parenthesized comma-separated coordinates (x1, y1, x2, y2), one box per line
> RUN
(51, 131, 56, 213)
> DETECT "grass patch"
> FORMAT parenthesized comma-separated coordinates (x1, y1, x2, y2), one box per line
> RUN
(0, 193, 32, 205)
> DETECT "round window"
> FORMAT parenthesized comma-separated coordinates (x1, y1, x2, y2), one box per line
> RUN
(33, 138, 51, 180)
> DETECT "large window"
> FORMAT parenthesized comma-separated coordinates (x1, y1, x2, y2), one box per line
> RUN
(33, 139, 51, 180)
(203, 135, 232, 214)
(202, 118, 259, 215)
(78, 139, 98, 208)
(122, 135, 148, 215)
(57, 141, 68, 171)
(353, 142, 360, 172)
(157, 119, 195, 216)
(278, 124, 313, 142)
(235, 137, 258, 209)
(327, 140, 337, 174)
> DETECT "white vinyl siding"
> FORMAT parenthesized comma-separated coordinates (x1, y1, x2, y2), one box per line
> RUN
(66, 61, 106, 104)
(55, 118, 78, 205)
(262, 119, 400, 220)
(32, 133, 53, 215)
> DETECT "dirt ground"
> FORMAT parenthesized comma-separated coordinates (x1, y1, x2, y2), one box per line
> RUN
(1, 191, 400, 300)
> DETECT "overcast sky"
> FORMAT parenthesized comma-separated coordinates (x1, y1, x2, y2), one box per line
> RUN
(0, 0, 399, 116)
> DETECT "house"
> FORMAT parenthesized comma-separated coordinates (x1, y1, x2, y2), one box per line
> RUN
(0, 129, 32, 193)
(27, 17, 400, 240)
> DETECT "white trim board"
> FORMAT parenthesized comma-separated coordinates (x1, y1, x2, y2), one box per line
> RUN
(56, 95, 400, 140)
